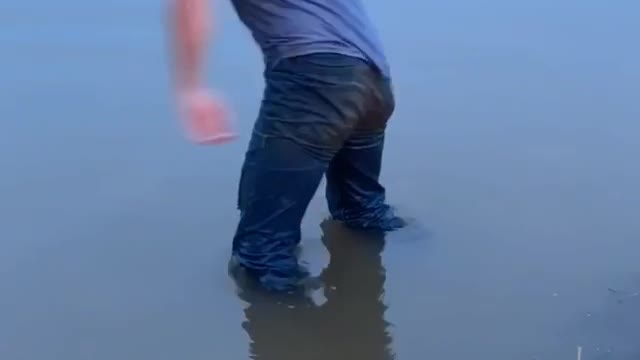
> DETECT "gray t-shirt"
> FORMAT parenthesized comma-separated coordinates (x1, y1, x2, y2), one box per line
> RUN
(230, 0, 390, 76)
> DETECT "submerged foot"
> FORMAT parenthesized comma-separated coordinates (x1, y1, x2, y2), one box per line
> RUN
(335, 204, 407, 232)
(228, 254, 318, 293)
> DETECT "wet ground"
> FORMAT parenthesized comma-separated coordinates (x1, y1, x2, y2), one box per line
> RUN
(1, 0, 639, 359)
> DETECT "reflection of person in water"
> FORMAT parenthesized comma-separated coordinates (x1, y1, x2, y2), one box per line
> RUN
(235, 220, 394, 360)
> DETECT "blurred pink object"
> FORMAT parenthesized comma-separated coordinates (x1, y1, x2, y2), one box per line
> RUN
(178, 89, 237, 145)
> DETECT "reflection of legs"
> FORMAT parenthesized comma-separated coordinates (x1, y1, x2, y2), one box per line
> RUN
(318, 220, 394, 360)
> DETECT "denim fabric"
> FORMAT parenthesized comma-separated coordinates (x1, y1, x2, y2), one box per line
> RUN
(231, 53, 403, 291)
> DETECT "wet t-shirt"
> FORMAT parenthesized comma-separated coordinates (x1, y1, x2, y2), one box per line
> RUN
(230, 0, 390, 76)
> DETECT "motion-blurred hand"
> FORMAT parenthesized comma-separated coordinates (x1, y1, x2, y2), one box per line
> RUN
(178, 88, 237, 145)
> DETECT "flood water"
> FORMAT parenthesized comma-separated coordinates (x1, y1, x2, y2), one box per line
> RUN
(1, 0, 639, 359)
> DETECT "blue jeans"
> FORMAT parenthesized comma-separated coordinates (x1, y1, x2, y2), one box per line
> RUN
(231, 53, 403, 291)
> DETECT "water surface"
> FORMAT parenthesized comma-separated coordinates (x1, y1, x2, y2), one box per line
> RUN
(1, 0, 639, 359)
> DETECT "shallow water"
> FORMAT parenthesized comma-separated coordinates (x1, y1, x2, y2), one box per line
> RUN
(1, 0, 639, 359)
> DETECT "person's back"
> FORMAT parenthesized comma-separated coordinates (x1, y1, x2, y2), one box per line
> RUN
(228, 0, 405, 292)
(231, 0, 390, 75)
(167, 0, 403, 293)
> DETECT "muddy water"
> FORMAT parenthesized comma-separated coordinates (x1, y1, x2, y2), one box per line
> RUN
(1, 0, 639, 359)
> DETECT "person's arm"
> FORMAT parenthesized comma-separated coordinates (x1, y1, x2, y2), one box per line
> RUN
(167, 0, 235, 145)
(169, 0, 213, 91)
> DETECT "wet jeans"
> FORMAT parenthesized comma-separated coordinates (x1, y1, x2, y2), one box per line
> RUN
(231, 53, 403, 291)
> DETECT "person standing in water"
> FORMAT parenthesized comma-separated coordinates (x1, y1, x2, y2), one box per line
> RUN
(169, 0, 405, 292)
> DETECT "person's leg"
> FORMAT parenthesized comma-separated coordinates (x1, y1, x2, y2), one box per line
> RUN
(231, 54, 372, 291)
(325, 75, 406, 231)
(233, 134, 326, 291)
